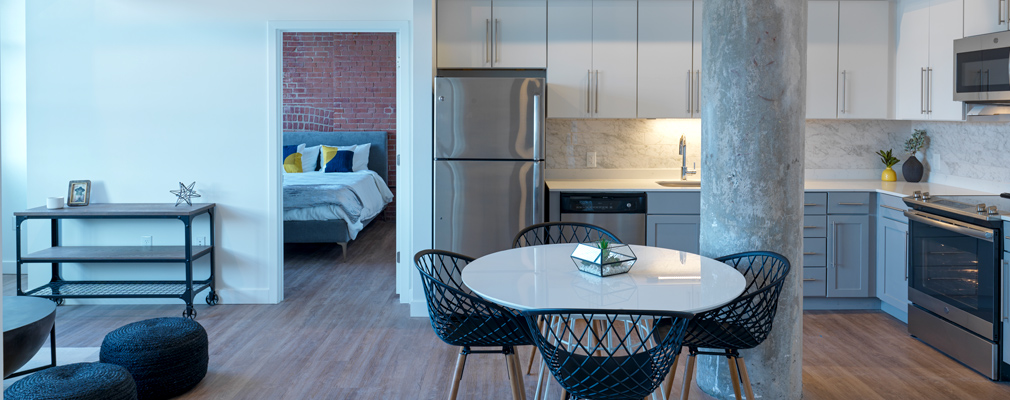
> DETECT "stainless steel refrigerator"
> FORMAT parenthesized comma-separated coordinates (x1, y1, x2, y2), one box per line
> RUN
(434, 70, 545, 258)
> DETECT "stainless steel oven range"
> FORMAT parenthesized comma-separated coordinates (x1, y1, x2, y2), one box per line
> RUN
(904, 192, 1007, 380)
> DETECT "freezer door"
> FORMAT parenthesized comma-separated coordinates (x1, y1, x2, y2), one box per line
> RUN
(435, 76, 544, 160)
(434, 160, 544, 258)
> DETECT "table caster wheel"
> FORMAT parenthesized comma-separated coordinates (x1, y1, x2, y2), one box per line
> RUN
(183, 308, 197, 319)
(53, 298, 65, 306)
(206, 292, 219, 306)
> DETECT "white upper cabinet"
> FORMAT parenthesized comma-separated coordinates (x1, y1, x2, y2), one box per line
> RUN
(895, 0, 964, 120)
(806, 1, 891, 119)
(964, 0, 1009, 37)
(838, 1, 892, 119)
(547, 0, 594, 118)
(548, 0, 637, 118)
(638, 0, 694, 118)
(437, 0, 547, 69)
(808, 1, 840, 119)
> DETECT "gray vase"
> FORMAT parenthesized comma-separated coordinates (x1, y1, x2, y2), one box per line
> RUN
(902, 155, 923, 182)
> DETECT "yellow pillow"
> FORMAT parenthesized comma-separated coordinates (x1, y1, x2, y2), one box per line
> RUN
(283, 146, 303, 173)
(320, 145, 341, 167)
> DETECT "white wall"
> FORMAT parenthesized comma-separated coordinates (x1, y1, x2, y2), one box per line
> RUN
(1, 0, 28, 274)
(24, 0, 422, 304)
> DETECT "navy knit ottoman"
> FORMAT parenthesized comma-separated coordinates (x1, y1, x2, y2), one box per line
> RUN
(3, 362, 137, 400)
(100, 317, 208, 400)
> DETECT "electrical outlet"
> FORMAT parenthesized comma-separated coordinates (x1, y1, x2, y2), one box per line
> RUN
(197, 236, 208, 246)
(141, 236, 152, 247)
(587, 152, 597, 168)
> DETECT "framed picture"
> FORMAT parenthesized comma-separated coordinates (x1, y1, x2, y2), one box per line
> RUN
(68, 180, 91, 206)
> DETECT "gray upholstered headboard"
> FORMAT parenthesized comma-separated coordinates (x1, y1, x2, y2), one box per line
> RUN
(283, 131, 389, 183)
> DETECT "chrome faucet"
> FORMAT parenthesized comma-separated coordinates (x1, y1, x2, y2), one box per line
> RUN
(679, 135, 698, 180)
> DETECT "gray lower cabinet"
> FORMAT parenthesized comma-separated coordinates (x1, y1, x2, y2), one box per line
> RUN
(1003, 248, 1009, 367)
(876, 216, 909, 317)
(645, 214, 700, 254)
(645, 192, 700, 254)
(827, 214, 871, 297)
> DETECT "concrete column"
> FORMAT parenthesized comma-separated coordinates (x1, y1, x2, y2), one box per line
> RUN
(696, 0, 806, 399)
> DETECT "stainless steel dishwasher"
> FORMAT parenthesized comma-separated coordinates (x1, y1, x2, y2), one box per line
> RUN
(559, 193, 647, 245)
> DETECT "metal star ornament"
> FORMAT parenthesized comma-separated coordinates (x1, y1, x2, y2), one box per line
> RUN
(170, 181, 201, 206)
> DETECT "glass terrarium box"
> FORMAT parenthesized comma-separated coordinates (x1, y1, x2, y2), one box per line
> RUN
(570, 241, 637, 277)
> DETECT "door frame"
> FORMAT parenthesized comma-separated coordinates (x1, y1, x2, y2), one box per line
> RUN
(267, 21, 413, 303)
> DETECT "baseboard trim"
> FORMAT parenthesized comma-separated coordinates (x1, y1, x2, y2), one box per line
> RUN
(803, 297, 881, 310)
(3, 260, 16, 274)
(880, 301, 909, 323)
(409, 299, 429, 318)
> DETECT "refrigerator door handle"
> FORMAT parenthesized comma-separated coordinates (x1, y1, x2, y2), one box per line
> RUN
(533, 94, 542, 160)
(533, 162, 544, 225)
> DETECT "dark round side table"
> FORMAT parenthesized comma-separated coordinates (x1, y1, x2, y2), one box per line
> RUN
(4, 296, 57, 378)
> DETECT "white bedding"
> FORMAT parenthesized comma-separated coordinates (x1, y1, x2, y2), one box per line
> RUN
(282, 170, 393, 239)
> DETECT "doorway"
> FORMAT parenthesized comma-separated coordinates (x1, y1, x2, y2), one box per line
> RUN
(268, 22, 411, 304)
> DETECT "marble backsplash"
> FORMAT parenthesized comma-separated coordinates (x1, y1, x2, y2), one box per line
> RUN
(912, 121, 1010, 186)
(547, 117, 1009, 189)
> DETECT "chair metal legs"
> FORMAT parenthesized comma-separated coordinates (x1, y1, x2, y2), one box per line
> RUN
(448, 349, 468, 400)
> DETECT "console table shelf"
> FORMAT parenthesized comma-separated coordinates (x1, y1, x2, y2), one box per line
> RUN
(22, 246, 213, 263)
(14, 203, 218, 318)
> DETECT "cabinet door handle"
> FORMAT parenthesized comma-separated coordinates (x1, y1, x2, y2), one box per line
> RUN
(485, 19, 491, 64)
(803, 278, 818, 282)
(1003, 260, 1008, 321)
(687, 70, 693, 113)
(695, 70, 701, 114)
(803, 226, 819, 229)
(838, 202, 865, 206)
(840, 70, 847, 114)
(587, 70, 591, 114)
(1001, 0, 1006, 25)
(880, 205, 906, 212)
(920, 67, 926, 114)
(804, 203, 819, 207)
(495, 19, 500, 64)
(927, 67, 933, 114)
(909, 228, 917, 280)
(595, 70, 600, 114)
(804, 252, 818, 255)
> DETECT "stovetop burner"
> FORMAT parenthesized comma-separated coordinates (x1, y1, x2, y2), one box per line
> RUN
(904, 192, 1010, 222)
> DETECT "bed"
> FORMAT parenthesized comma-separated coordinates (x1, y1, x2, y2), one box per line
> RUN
(282, 131, 393, 257)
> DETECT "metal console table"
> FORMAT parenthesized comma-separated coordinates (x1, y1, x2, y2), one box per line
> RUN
(14, 203, 218, 318)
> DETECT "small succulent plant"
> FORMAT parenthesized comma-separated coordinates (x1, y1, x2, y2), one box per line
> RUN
(876, 149, 900, 168)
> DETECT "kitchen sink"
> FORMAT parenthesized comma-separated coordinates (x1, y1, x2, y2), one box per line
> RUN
(656, 180, 701, 188)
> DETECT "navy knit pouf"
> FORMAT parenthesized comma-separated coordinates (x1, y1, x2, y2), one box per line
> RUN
(100, 317, 208, 400)
(3, 362, 137, 400)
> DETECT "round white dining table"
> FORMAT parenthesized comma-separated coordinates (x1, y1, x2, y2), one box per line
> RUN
(461, 244, 747, 313)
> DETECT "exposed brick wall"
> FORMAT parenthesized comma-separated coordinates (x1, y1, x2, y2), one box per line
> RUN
(282, 32, 397, 220)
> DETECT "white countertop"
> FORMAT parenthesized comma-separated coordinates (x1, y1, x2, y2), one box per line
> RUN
(545, 178, 994, 198)
(462, 244, 747, 312)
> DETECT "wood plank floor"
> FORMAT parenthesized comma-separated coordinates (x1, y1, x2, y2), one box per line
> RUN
(5, 220, 1010, 399)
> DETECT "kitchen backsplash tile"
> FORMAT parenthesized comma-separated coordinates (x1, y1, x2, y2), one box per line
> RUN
(912, 121, 1010, 185)
(547, 118, 1007, 188)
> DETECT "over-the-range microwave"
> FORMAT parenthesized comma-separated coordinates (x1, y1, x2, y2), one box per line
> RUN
(954, 31, 1010, 103)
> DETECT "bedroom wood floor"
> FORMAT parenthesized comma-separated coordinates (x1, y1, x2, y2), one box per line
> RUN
(5, 220, 1010, 399)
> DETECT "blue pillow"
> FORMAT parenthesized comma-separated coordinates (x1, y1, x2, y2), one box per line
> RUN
(282, 145, 303, 173)
(323, 150, 354, 173)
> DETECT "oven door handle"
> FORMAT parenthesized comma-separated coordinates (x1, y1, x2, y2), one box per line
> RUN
(904, 210, 995, 242)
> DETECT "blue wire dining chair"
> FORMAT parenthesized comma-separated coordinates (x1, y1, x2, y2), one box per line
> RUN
(664, 251, 791, 400)
(414, 249, 532, 400)
(512, 221, 620, 249)
(521, 309, 693, 400)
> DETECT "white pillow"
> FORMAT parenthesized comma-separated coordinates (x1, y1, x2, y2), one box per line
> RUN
(328, 144, 371, 172)
(298, 144, 321, 172)
(352, 143, 370, 172)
